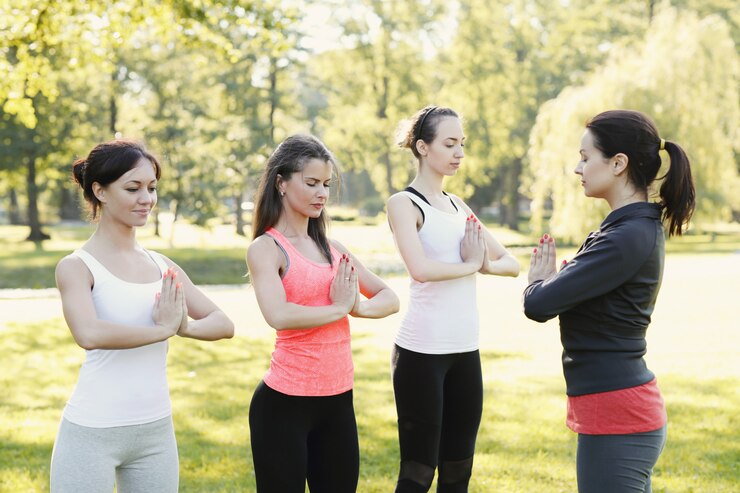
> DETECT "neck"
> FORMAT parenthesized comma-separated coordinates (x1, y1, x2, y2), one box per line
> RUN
(275, 207, 311, 238)
(410, 164, 445, 196)
(90, 216, 138, 251)
(605, 184, 648, 211)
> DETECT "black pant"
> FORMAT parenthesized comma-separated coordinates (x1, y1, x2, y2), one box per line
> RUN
(577, 425, 667, 493)
(391, 345, 483, 493)
(248, 381, 359, 493)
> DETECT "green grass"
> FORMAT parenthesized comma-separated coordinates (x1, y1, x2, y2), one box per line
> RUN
(1, 318, 738, 492)
(1, 221, 739, 491)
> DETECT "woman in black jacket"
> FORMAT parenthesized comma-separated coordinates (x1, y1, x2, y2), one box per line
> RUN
(523, 110, 695, 493)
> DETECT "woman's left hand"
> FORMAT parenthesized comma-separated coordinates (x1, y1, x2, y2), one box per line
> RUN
(528, 234, 557, 284)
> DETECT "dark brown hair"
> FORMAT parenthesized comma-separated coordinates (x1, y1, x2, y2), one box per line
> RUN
(252, 135, 337, 263)
(72, 140, 161, 220)
(397, 105, 460, 159)
(586, 110, 695, 236)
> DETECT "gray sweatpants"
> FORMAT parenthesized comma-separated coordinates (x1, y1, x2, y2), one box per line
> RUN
(50, 416, 179, 493)
(576, 425, 667, 493)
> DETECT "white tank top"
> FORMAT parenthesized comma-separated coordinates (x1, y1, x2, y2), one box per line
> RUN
(62, 248, 172, 427)
(395, 190, 479, 354)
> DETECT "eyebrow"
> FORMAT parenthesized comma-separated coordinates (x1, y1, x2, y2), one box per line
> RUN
(444, 136, 466, 142)
(124, 180, 157, 185)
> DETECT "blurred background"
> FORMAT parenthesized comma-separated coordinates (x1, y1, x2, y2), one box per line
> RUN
(1, 0, 737, 245)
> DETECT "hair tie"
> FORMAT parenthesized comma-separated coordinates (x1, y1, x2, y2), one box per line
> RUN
(659, 138, 665, 151)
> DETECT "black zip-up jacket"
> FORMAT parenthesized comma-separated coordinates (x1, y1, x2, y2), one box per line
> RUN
(523, 202, 665, 396)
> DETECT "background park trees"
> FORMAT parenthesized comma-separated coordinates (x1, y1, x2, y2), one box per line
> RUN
(1, 0, 738, 242)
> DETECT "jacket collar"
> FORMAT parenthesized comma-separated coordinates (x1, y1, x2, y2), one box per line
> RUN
(600, 202, 661, 230)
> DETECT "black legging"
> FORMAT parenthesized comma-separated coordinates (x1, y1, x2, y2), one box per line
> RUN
(248, 381, 359, 493)
(391, 345, 484, 493)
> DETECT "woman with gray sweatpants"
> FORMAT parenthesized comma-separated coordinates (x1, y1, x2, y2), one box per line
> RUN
(50, 140, 234, 492)
(524, 110, 695, 492)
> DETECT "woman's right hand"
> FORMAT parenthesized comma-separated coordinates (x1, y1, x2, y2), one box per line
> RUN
(152, 268, 184, 336)
(330, 254, 358, 314)
(461, 215, 486, 267)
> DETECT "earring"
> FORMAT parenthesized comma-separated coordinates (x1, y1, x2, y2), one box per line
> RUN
(280, 191, 285, 197)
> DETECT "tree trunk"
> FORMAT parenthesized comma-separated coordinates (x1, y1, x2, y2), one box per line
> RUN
(59, 185, 80, 220)
(8, 189, 22, 225)
(500, 159, 522, 231)
(235, 193, 245, 236)
(268, 56, 278, 147)
(110, 71, 118, 135)
(25, 154, 50, 242)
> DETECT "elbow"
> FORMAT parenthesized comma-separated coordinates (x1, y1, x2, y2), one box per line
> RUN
(75, 334, 100, 351)
(522, 295, 552, 323)
(221, 320, 235, 339)
(388, 293, 401, 315)
(407, 266, 431, 283)
(265, 313, 290, 331)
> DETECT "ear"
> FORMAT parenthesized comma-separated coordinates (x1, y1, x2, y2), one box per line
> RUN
(612, 153, 629, 176)
(415, 139, 428, 157)
(276, 174, 286, 195)
(91, 182, 106, 203)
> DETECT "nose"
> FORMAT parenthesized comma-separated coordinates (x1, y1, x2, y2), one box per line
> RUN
(316, 184, 328, 198)
(574, 161, 583, 175)
(455, 145, 464, 158)
(140, 189, 156, 204)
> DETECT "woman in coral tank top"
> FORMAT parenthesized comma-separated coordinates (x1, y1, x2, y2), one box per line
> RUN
(246, 134, 400, 493)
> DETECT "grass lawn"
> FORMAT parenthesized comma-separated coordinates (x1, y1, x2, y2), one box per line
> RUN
(1, 220, 739, 289)
(1, 222, 739, 492)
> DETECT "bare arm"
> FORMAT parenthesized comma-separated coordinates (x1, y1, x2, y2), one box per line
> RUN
(246, 235, 356, 330)
(332, 240, 399, 319)
(158, 256, 234, 341)
(387, 193, 483, 283)
(56, 255, 182, 350)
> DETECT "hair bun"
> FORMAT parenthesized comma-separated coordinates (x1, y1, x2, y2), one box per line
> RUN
(72, 158, 87, 187)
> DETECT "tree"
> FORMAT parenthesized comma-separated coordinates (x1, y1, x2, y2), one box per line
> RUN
(526, 6, 739, 243)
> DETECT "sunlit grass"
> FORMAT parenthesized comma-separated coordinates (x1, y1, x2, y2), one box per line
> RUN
(1, 221, 738, 289)
(1, 315, 738, 492)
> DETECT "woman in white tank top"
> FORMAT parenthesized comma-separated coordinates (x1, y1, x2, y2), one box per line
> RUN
(386, 106, 520, 492)
(50, 140, 234, 493)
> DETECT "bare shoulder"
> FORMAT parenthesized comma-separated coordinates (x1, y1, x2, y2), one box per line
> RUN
(448, 193, 473, 214)
(55, 254, 93, 288)
(387, 191, 416, 214)
(329, 238, 350, 256)
(247, 234, 282, 264)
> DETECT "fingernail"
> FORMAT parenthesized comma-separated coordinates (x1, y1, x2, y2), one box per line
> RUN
(177, 283, 182, 288)
(540, 238, 544, 243)
(562, 260, 567, 264)
(533, 248, 538, 253)
(544, 234, 549, 239)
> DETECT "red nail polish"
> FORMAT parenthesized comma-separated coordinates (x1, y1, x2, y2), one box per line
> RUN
(533, 248, 538, 253)
(539, 238, 544, 243)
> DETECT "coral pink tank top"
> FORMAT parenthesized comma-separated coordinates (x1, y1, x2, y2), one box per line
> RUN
(262, 228, 353, 396)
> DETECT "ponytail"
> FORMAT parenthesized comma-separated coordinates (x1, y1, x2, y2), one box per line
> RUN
(659, 141, 695, 237)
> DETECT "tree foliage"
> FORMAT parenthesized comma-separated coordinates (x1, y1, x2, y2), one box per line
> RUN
(526, 5, 739, 243)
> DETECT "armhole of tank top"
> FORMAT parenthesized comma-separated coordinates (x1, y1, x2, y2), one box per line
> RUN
(143, 250, 168, 277)
(265, 234, 291, 279)
(402, 189, 426, 228)
(442, 191, 459, 212)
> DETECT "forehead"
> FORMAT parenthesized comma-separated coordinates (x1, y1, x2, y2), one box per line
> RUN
(580, 129, 597, 150)
(118, 157, 157, 182)
(300, 158, 333, 179)
(434, 117, 464, 139)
